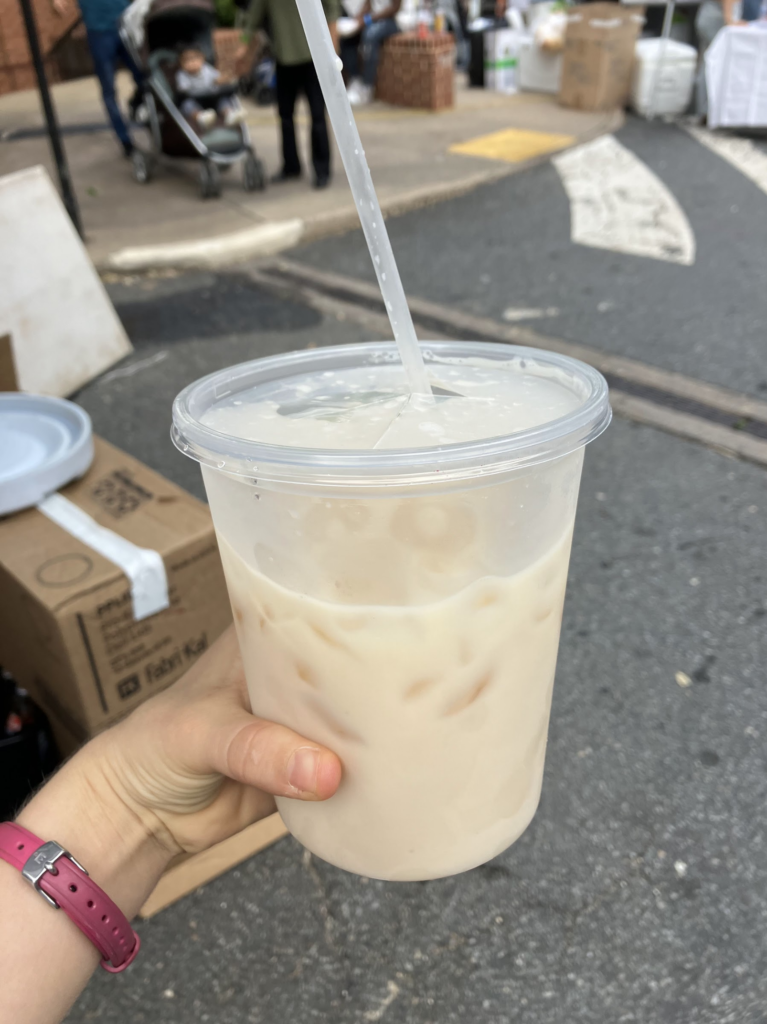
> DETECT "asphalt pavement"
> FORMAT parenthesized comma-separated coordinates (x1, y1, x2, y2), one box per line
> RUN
(65, 179, 767, 1023)
(294, 117, 767, 401)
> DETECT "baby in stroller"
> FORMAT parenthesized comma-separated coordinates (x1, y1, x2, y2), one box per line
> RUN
(176, 47, 246, 131)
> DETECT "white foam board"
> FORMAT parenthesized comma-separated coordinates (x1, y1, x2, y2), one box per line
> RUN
(0, 166, 132, 397)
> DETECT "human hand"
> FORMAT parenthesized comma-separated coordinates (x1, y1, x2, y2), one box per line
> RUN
(6, 628, 341, 1021)
(80, 626, 342, 858)
(18, 625, 342, 885)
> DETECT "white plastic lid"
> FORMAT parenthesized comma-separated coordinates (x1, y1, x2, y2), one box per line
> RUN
(0, 394, 94, 517)
(635, 38, 697, 61)
(172, 342, 611, 493)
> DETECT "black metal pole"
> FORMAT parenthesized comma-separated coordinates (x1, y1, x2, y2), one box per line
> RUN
(17, 0, 83, 237)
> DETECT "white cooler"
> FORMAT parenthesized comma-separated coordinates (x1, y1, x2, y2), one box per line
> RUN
(631, 38, 697, 119)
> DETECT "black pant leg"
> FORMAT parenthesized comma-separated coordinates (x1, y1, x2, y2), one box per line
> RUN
(340, 32, 362, 79)
(275, 62, 301, 175)
(301, 62, 331, 181)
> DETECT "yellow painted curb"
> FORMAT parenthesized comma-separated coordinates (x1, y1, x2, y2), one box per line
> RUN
(450, 127, 576, 164)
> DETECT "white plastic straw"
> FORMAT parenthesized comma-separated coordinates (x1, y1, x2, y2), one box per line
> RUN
(295, 0, 432, 396)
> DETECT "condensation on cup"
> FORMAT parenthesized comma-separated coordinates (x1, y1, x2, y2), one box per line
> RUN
(172, 341, 611, 881)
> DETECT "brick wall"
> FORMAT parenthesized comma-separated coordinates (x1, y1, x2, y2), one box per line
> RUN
(0, 0, 81, 94)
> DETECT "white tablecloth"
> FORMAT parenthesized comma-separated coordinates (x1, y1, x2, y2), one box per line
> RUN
(706, 24, 767, 128)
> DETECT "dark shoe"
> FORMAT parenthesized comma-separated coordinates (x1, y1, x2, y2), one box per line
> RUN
(122, 139, 134, 158)
(313, 175, 330, 190)
(271, 169, 301, 184)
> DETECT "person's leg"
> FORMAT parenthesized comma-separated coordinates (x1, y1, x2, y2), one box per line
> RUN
(694, 0, 725, 118)
(180, 97, 201, 119)
(275, 62, 302, 177)
(116, 35, 144, 116)
(116, 35, 143, 92)
(340, 31, 362, 80)
(181, 97, 216, 130)
(87, 28, 132, 151)
(218, 96, 245, 126)
(360, 17, 399, 88)
(301, 61, 331, 185)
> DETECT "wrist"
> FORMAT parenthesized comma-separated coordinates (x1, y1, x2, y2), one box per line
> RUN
(16, 743, 172, 919)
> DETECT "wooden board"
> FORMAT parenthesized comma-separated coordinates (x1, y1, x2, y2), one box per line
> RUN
(138, 813, 289, 918)
(0, 333, 17, 391)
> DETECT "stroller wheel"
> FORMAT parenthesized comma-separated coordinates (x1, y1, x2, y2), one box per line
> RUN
(199, 161, 221, 200)
(131, 149, 153, 185)
(243, 152, 267, 193)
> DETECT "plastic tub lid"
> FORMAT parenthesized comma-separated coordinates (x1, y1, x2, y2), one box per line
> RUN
(0, 394, 94, 516)
(172, 341, 611, 492)
(635, 38, 698, 61)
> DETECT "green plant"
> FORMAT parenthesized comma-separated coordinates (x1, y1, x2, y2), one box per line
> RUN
(215, 0, 237, 28)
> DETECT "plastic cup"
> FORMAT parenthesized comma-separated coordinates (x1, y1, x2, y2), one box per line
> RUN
(172, 341, 610, 881)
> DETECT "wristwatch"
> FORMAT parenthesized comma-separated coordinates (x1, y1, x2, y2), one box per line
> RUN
(0, 822, 141, 973)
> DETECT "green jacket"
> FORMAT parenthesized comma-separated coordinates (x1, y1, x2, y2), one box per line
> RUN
(246, 0, 341, 66)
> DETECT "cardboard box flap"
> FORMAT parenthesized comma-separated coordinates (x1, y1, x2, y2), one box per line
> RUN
(0, 436, 215, 613)
(565, 2, 643, 34)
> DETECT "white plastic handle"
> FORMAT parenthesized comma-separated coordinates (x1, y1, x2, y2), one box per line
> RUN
(37, 493, 169, 621)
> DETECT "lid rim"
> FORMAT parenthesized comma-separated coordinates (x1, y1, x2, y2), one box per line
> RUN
(171, 341, 611, 487)
(0, 394, 93, 516)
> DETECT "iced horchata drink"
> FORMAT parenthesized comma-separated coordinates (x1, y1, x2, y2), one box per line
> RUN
(173, 341, 610, 881)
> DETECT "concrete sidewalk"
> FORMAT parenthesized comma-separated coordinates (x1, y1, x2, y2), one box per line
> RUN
(0, 73, 621, 270)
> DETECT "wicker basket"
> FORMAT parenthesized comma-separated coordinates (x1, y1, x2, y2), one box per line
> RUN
(376, 32, 456, 110)
(213, 28, 242, 82)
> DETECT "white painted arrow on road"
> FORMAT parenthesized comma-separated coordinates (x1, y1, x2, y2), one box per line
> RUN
(553, 135, 696, 266)
(686, 125, 767, 198)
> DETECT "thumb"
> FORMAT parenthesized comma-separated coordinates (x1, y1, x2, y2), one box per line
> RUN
(206, 705, 343, 802)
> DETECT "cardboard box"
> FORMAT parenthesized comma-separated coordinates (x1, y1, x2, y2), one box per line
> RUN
(0, 436, 289, 914)
(376, 32, 456, 110)
(559, 3, 644, 111)
(0, 437, 232, 756)
(138, 814, 289, 918)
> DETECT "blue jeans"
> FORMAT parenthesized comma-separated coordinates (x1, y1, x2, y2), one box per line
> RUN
(342, 18, 399, 87)
(86, 28, 142, 147)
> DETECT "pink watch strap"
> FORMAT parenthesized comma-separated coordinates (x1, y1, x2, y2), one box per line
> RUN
(0, 822, 140, 973)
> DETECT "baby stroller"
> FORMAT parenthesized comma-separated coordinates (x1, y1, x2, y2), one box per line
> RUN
(120, 0, 267, 199)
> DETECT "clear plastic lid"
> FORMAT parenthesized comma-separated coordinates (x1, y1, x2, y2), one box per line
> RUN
(172, 342, 611, 492)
